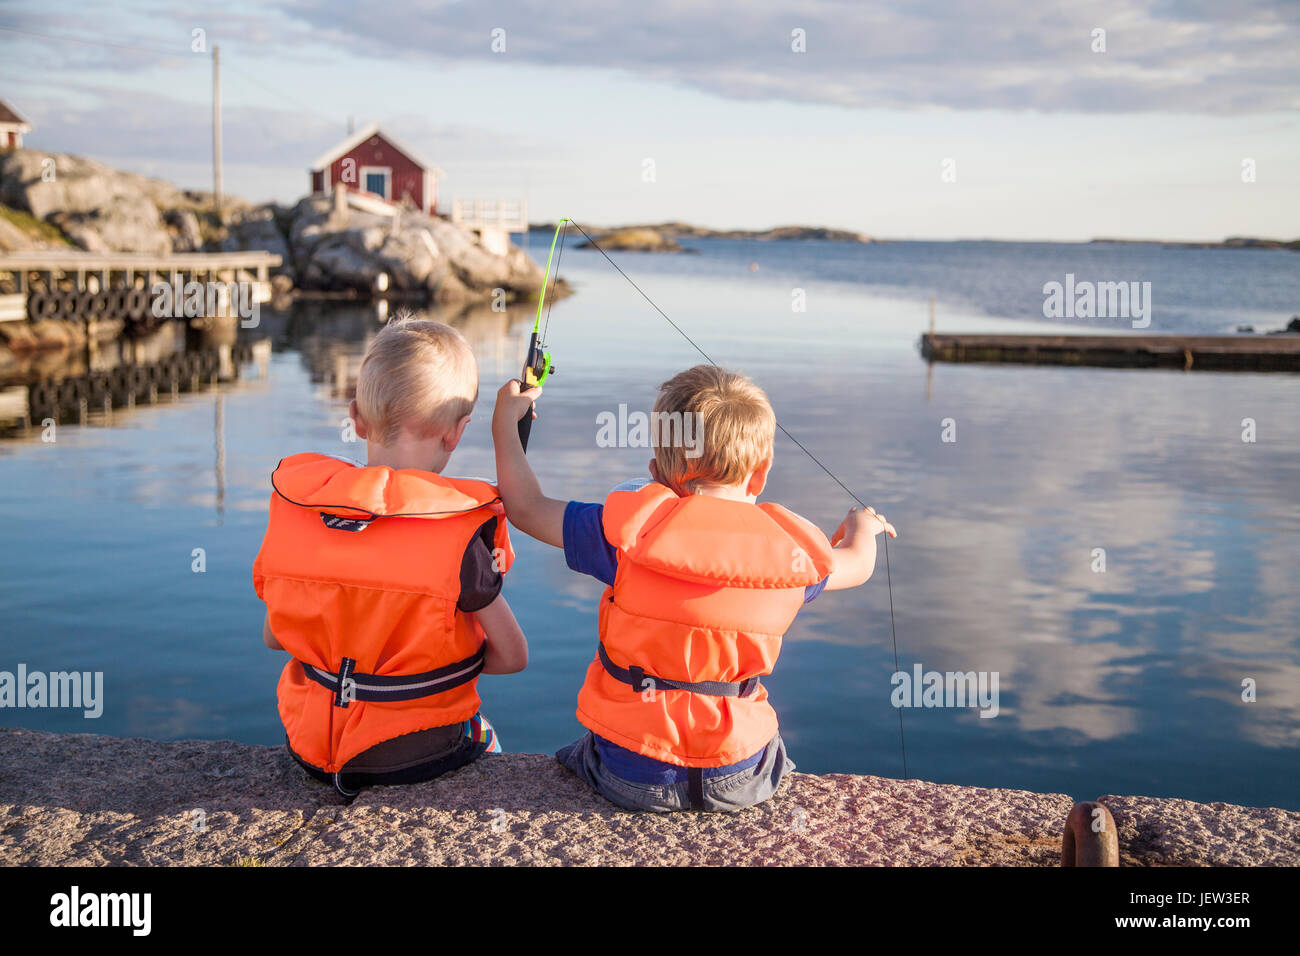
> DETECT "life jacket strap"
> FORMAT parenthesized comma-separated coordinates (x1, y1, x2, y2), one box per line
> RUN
(301, 646, 486, 708)
(597, 643, 762, 698)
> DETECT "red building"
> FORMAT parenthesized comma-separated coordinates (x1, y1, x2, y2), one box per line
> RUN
(0, 100, 32, 150)
(309, 123, 442, 215)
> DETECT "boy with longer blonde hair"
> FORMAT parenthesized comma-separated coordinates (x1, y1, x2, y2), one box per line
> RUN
(255, 316, 528, 800)
(492, 364, 895, 812)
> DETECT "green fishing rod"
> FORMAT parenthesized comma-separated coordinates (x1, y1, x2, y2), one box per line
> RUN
(517, 217, 569, 452)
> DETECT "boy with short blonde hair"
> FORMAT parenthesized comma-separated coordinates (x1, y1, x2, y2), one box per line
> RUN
(354, 320, 479, 445)
(255, 315, 528, 800)
(492, 364, 895, 812)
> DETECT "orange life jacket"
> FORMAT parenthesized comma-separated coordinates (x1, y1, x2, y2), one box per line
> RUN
(576, 482, 834, 768)
(252, 452, 513, 773)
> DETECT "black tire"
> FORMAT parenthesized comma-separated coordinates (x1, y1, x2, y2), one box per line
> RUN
(28, 381, 53, 409)
(88, 374, 112, 404)
(58, 379, 87, 405)
(126, 288, 150, 320)
(28, 291, 55, 320)
(52, 292, 75, 319)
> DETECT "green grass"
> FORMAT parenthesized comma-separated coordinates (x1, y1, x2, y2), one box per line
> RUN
(0, 204, 71, 245)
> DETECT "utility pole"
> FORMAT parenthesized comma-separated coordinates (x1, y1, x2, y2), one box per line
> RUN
(212, 44, 223, 222)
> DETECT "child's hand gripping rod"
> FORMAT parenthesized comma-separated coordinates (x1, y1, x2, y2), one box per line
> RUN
(517, 218, 568, 452)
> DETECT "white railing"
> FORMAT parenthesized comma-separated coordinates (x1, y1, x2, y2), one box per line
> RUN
(451, 198, 528, 233)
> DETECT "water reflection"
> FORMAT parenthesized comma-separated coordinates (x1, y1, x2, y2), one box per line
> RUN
(0, 298, 533, 440)
(258, 298, 534, 402)
(0, 317, 271, 439)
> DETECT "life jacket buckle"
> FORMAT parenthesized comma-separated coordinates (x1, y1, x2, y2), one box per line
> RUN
(598, 642, 761, 699)
(627, 664, 653, 694)
(334, 657, 357, 708)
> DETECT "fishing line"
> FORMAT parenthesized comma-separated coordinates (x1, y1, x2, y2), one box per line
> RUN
(540, 221, 569, 345)
(567, 219, 909, 779)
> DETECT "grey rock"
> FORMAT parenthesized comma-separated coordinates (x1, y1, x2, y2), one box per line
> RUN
(1100, 793, 1300, 867)
(221, 206, 292, 275)
(164, 208, 204, 253)
(1, 150, 173, 255)
(259, 193, 545, 300)
(3, 729, 1295, 866)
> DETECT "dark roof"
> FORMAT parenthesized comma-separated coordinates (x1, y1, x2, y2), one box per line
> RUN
(0, 100, 30, 126)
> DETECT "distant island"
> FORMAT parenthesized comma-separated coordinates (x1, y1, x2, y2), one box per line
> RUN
(576, 227, 691, 253)
(530, 221, 1298, 253)
(634, 222, 875, 243)
(1090, 236, 1300, 251)
(539, 221, 876, 253)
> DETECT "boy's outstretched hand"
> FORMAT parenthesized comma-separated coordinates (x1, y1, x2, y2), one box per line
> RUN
(826, 506, 896, 590)
(832, 506, 897, 546)
(493, 379, 542, 436)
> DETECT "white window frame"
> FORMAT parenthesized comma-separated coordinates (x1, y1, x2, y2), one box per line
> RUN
(359, 165, 392, 201)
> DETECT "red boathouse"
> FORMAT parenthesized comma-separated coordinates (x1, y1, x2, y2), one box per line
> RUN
(309, 123, 442, 215)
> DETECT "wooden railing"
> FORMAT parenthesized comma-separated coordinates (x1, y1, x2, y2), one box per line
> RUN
(450, 198, 528, 233)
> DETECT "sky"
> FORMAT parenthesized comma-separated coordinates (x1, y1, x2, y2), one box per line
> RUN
(0, 0, 1297, 241)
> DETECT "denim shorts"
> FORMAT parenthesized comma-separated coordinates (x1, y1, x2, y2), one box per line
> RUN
(556, 732, 794, 812)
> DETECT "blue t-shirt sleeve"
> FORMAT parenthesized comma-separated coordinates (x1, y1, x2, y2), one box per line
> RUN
(803, 577, 828, 603)
(563, 501, 619, 587)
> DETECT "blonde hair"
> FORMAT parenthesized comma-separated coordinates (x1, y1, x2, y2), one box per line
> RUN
(653, 365, 775, 493)
(356, 313, 478, 446)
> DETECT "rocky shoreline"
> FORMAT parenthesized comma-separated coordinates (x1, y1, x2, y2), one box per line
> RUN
(2, 729, 1295, 866)
(0, 150, 549, 305)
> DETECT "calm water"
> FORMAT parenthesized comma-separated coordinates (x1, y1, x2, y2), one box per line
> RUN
(2, 239, 1298, 810)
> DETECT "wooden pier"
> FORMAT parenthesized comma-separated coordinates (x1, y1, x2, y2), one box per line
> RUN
(920, 332, 1300, 372)
(0, 250, 282, 329)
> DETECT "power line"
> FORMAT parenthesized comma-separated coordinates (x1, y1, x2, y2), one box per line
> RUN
(0, 24, 187, 60)
(0, 23, 332, 122)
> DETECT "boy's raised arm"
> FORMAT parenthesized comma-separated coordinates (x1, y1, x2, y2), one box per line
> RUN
(491, 380, 567, 548)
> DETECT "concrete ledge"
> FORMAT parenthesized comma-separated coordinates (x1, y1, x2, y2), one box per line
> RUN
(0, 730, 1295, 866)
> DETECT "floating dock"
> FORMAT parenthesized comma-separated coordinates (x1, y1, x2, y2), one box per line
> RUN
(920, 332, 1300, 372)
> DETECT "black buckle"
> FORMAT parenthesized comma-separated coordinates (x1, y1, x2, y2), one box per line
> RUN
(628, 664, 654, 694)
(737, 676, 760, 698)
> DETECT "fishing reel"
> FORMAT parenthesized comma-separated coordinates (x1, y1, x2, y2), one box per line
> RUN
(517, 330, 554, 451)
(517, 217, 568, 453)
(522, 331, 554, 388)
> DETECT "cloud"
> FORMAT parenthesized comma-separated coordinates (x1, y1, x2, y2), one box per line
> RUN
(272, 0, 1300, 113)
(3, 1, 1296, 115)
